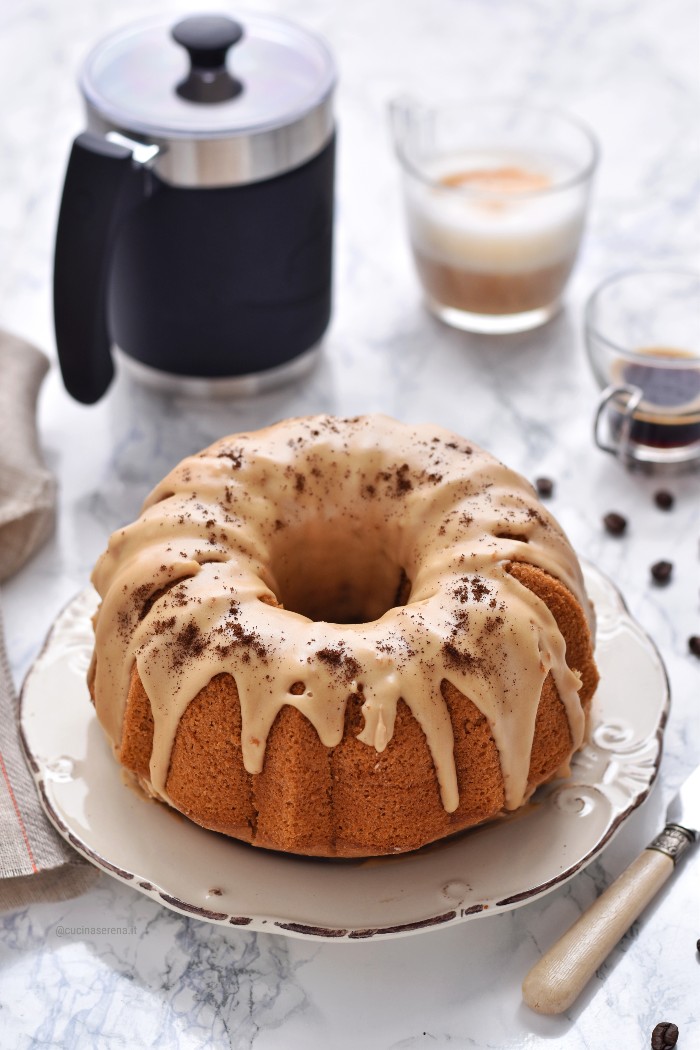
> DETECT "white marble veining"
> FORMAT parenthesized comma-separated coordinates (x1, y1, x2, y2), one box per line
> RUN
(1, 0, 699, 1046)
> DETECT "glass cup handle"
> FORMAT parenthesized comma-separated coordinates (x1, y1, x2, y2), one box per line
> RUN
(594, 384, 643, 463)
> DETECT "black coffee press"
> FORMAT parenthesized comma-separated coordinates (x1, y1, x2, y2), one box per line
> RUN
(53, 13, 336, 403)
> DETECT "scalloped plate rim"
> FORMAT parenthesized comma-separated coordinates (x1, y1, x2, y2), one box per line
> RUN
(19, 559, 669, 941)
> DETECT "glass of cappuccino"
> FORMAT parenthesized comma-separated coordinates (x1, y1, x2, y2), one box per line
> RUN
(390, 99, 598, 334)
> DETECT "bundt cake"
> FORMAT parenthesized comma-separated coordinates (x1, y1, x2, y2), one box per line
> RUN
(88, 414, 599, 857)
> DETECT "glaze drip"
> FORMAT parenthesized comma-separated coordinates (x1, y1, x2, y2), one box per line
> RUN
(91, 415, 593, 814)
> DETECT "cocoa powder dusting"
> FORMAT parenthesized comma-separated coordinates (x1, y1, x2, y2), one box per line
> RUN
(217, 448, 244, 469)
(470, 578, 491, 602)
(170, 620, 209, 668)
(316, 645, 361, 684)
(442, 641, 482, 674)
(453, 576, 490, 603)
(151, 616, 177, 636)
(396, 464, 413, 494)
(215, 621, 268, 659)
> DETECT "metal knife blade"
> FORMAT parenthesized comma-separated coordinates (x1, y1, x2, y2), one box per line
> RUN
(664, 762, 700, 840)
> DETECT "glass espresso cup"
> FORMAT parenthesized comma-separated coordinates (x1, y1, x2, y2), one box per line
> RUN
(586, 270, 700, 470)
(390, 99, 598, 334)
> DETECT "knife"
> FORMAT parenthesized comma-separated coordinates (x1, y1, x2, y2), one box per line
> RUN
(522, 764, 699, 1015)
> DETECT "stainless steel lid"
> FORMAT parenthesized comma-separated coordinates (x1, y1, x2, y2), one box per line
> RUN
(80, 12, 336, 187)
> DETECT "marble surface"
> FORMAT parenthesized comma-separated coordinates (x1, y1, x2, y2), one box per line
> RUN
(1, 0, 699, 1046)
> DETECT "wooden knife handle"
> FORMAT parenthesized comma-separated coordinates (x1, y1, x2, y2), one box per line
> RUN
(522, 825, 694, 1016)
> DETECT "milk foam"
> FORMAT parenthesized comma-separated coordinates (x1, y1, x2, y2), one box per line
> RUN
(406, 151, 586, 274)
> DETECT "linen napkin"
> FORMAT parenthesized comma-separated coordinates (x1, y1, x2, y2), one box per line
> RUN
(0, 332, 56, 582)
(0, 331, 98, 912)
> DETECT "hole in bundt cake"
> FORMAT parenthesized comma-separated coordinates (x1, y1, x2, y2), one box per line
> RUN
(494, 532, 530, 543)
(289, 681, 306, 695)
(393, 568, 412, 607)
(269, 520, 411, 624)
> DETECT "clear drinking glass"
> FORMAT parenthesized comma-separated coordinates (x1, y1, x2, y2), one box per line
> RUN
(585, 269, 700, 470)
(390, 99, 598, 334)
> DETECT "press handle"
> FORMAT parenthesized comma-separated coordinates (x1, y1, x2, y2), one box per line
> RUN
(53, 132, 151, 404)
(172, 15, 244, 103)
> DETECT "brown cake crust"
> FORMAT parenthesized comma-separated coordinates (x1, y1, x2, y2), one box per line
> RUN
(93, 560, 598, 857)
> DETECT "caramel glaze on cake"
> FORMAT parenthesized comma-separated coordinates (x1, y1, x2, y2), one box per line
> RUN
(88, 415, 599, 857)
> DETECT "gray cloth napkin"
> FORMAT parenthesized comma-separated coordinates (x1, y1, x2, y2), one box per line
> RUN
(0, 331, 98, 912)
(0, 332, 56, 582)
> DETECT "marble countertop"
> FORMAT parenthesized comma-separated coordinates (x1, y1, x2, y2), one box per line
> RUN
(1, 0, 699, 1046)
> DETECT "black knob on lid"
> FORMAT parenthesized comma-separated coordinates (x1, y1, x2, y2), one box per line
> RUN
(172, 15, 244, 103)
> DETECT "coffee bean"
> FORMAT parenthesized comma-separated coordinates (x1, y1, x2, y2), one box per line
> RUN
(654, 490, 675, 510)
(603, 512, 627, 536)
(689, 636, 700, 658)
(535, 477, 554, 498)
(651, 560, 673, 585)
(651, 1021, 679, 1049)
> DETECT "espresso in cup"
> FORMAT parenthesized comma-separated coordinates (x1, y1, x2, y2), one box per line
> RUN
(608, 347, 700, 450)
(585, 270, 700, 470)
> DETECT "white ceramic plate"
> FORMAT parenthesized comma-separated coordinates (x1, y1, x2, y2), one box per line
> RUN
(20, 563, 668, 941)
